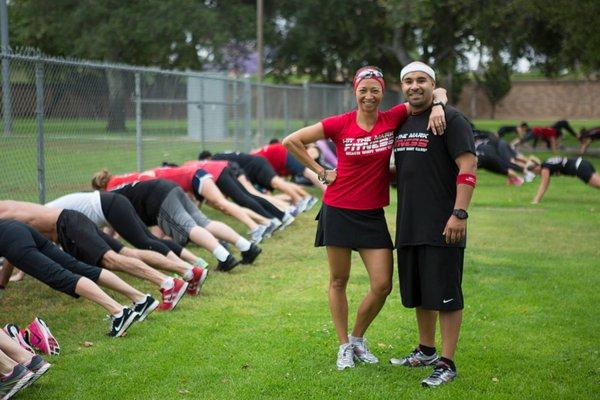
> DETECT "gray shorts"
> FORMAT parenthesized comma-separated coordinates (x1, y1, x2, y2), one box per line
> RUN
(157, 187, 211, 246)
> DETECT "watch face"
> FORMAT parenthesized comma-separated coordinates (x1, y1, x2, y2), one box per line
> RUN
(453, 209, 468, 219)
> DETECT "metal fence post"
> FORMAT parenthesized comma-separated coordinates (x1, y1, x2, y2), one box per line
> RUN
(283, 87, 289, 134)
(199, 76, 205, 151)
(1, 0, 12, 136)
(256, 83, 264, 146)
(302, 81, 309, 125)
(35, 60, 45, 203)
(135, 72, 142, 171)
(232, 79, 238, 149)
(243, 77, 252, 152)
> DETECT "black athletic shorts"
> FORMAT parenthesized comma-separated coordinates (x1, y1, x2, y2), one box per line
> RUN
(56, 210, 123, 267)
(285, 153, 306, 176)
(315, 203, 393, 249)
(397, 245, 464, 311)
(245, 157, 276, 190)
(577, 159, 596, 183)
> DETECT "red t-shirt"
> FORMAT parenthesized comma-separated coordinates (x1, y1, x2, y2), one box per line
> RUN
(150, 166, 198, 192)
(183, 160, 228, 181)
(321, 104, 408, 209)
(106, 171, 155, 190)
(532, 127, 558, 139)
(251, 143, 289, 176)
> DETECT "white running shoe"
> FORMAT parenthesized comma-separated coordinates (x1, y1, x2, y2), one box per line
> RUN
(336, 343, 355, 370)
(352, 338, 379, 364)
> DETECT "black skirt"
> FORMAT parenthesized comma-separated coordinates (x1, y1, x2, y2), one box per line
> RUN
(315, 203, 393, 249)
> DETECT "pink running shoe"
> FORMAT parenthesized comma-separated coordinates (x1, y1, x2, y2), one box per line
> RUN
(2, 324, 34, 354)
(507, 176, 524, 186)
(25, 318, 60, 356)
(186, 267, 208, 296)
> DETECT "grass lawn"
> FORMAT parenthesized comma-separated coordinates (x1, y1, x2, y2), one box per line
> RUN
(0, 119, 599, 399)
(0, 163, 599, 399)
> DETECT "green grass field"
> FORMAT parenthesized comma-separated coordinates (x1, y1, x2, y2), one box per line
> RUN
(0, 120, 599, 399)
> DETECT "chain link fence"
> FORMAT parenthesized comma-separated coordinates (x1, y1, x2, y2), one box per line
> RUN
(0, 50, 401, 203)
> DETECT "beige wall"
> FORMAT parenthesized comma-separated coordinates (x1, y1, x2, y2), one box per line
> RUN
(456, 80, 600, 120)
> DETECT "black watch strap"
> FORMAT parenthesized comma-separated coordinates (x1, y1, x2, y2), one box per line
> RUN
(452, 209, 468, 220)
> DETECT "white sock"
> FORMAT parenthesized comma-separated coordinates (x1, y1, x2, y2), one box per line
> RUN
(113, 309, 124, 318)
(349, 335, 363, 344)
(183, 269, 194, 281)
(160, 278, 174, 290)
(212, 245, 230, 262)
(235, 237, 251, 251)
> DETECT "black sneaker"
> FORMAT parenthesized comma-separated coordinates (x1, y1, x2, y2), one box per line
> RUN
(132, 294, 159, 322)
(421, 361, 457, 387)
(216, 254, 240, 272)
(241, 243, 262, 264)
(107, 307, 138, 337)
(0, 364, 34, 400)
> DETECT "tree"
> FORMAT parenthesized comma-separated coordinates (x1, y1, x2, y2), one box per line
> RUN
(9, 0, 256, 131)
(477, 54, 512, 118)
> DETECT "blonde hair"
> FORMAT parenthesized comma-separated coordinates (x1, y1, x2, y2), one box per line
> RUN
(91, 169, 112, 190)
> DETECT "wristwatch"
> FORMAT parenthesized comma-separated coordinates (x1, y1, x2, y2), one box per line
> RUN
(432, 100, 445, 108)
(452, 209, 468, 220)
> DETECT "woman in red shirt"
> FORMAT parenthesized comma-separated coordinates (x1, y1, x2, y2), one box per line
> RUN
(283, 66, 447, 370)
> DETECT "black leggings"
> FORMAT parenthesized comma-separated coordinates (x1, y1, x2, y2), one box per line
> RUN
(551, 120, 577, 138)
(100, 192, 184, 256)
(216, 167, 285, 220)
(477, 145, 521, 176)
(0, 219, 102, 297)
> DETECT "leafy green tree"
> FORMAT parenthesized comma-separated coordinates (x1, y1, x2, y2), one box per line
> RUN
(477, 54, 512, 118)
(8, 0, 256, 130)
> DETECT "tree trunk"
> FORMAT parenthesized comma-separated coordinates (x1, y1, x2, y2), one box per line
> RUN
(391, 26, 413, 66)
(106, 69, 127, 132)
(490, 103, 496, 119)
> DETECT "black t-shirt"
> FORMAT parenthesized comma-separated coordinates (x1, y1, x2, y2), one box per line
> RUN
(212, 152, 264, 178)
(541, 156, 579, 177)
(394, 105, 475, 248)
(111, 179, 177, 226)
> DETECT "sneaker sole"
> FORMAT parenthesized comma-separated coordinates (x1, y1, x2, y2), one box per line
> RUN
(138, 299, 160, 322)
(2, 371, 35, 400)
(22, 362, 52, 389)
(336, 364, 355, 371)
(170, 281, 189, 311)
(35, 318, 60, 355)
(389, 357, 439, 367)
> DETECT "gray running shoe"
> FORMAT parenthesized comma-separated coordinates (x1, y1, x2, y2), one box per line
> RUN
(0, 364, 34, 400)
(305, 196, 318, 211)
(336, 343, 355, 370)
(248, 225, 267, 244)
(390, 347, 439, 367)
(352, 339, 379, 364)
(421, 362, 457, 387)
(22, 355, 51, 389)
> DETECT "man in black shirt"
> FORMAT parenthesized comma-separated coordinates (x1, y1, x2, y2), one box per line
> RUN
(527, 156, 600, 203)
(389, 62, 477, 387)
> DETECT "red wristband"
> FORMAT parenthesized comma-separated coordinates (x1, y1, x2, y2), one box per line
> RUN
(457, 173, 476, 187)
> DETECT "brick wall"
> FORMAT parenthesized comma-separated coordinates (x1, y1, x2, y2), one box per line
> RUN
(456, 80, 600, 120)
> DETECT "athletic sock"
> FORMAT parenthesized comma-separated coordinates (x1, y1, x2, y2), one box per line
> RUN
(212, 245, 230, 262)
(112, 309, 124, 318)
(439, 357, 456, 371)
(160, 278, 174, 290)
(235, 237, 251, 252)
(419, 344, 436, 356)
(182, 269, 194, 281)
(348, 335, 363, 344)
